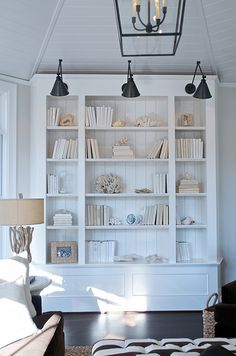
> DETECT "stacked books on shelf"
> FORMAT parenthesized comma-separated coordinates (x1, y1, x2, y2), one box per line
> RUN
(176, 241, 191, 262)
(176, 138, 204, 158)
(86, 205, 111, 226)
(86, 138, 100, 159)
(53, 212, 73, 226)
(47, 174, 59, 194)
(112, 144, 134, 159)
(153, 173, 168, 194)
(47, 106, 60, 126)
(176, 177, 200, 193)
(143, 204, 169, 225)
(147, 139, 168, 159)
(52, 138, 78, 159)
(85, 105, 113, 127)
(86, 240, 116, 263)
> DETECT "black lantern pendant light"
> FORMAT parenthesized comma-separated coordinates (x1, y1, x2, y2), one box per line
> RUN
(114, 0, 186, 57)
(122, 60, 140, 98)
(50, 59, 69, 96)
(185, 61, 212, 99)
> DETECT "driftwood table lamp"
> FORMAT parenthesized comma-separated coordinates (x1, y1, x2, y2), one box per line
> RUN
(0, 196, 44, 262)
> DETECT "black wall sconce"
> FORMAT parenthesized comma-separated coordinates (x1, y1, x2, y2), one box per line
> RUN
(122, 60, 140, 98)
(185, 61, 212, 99)
(50, 59, 69, 96)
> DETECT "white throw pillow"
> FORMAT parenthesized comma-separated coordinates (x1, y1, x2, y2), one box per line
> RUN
(0, 253, 36, 317)
(0, 277, 39, 349)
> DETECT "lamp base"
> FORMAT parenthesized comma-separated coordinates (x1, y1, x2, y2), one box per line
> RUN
(9, 226, 34, 262)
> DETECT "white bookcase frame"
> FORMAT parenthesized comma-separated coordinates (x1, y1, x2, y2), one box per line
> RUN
(29, 74, 220, 312)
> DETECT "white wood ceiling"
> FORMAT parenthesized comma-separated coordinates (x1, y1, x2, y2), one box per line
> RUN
(0, 0, 236, 83)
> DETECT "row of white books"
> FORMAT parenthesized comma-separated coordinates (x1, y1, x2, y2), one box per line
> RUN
(153, 173, 168, 194)
(176, 241, 191, 262)
(176, 178, 200, 193)
(87, 205, 111, 226)
(143, 204, 169, 225)
(176, 138, 204, 158)
(85, 106, 113, 127)
(47, 106, 61, 126)
(86, 138, 100, 159)
(53, 213, 72, 226)
(147, 139, 168, 159)
(47, 174, 59, 194)
(86, 240, 116, 263)
(112, 145, 134, 159)
(52, 138, 78, 159)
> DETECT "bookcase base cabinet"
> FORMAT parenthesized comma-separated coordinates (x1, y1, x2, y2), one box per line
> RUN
(39, 263, 221, 312)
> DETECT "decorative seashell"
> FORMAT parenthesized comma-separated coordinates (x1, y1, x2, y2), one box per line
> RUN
(181, 216, 195, 225)
(112, 119, 126, 127)
(59, 113, 74, 126)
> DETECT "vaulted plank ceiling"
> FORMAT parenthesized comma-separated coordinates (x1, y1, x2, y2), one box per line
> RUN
(0, 0, 236, 83)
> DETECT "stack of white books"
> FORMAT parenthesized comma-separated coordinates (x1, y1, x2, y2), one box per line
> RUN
(86, 240, 116, 263)
(86, 138, 100, 159)
(47, 174, 59, 194)
(176, 177, 200, 193)
(143, 204, 169, 225)
(176, 138, 204, 158)
(112, 145, 134, 159)
(52, 138, 78, 159)
(176, 241, 191, 262)
(153, 173, 168, 194)
(147, 139, 168, 159)
(85, 106, 113, 127)
(47, 106, 60, 126)
(53, 213, 72, 226)
(87, 205, 111, 226)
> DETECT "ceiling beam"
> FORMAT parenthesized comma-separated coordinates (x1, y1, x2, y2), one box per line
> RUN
(29, 0, 65, 80)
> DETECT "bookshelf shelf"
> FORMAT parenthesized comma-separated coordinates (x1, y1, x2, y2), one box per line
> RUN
(47, 158, 78, 162)
(176, 193, 207, 197)
(175, 126, 206, 131)
(176, 224, 207, 229)
(85, 225, 169, 230)
(85, 126, 168, 131)
(47, 126, 79, 130)
(47, 225, 79, 230)
(86, 158, 169, 163)
(176, 158, 206, 162)
(46, 194, 78, 198)
(86, 193, 169, 198)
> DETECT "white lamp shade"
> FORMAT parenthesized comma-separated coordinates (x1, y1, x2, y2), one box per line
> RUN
(0, 199, 44, 226)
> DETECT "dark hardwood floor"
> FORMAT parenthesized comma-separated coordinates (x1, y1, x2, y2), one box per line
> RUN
(63, 311, 203, 346)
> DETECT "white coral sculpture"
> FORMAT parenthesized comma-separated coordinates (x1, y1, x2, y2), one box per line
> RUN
(95, 173, 123, 194)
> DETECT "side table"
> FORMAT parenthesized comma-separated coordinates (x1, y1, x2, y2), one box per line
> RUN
(29, 276, 51, 296)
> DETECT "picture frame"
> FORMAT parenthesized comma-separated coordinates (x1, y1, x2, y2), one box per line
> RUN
(50, 241, 78, 264)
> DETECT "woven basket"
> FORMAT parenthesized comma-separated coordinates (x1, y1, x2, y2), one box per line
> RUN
(202, 292, 219, 338)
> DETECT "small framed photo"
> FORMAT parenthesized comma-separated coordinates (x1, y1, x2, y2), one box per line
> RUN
(51, 241, 78, 264)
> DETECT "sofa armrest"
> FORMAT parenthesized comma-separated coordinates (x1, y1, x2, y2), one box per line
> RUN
(0, 313, 62, 356)
(222, 280, 236, 303)
(215, 303, 236, 326)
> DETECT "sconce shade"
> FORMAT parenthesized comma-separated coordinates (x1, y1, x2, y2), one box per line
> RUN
(50, 76, 69, 97)
(122, 77, 140, 98)
(0, 199, 44, 226)
(193, 77, 212, 99)
(50, 59, 69, 96)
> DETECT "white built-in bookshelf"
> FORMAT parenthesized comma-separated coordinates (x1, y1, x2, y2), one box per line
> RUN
(30, 75, 219, 312)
